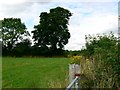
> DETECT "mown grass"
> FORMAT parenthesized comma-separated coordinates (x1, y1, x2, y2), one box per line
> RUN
(2, 57, 70, 88)
(0, 57, 2, 89)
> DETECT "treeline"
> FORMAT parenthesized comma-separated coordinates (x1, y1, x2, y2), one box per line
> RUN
(2, 41, 67, 57)
(1, 7, 72, 57)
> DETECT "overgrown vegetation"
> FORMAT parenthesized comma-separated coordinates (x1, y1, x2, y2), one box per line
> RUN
(79, 32, 119, 88)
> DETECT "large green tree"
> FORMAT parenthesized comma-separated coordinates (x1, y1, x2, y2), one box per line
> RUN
(1, 18, 30, 51)
(32, 7, 72, 50)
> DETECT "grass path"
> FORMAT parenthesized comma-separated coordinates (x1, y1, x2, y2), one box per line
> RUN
(2, 57, 70, 88)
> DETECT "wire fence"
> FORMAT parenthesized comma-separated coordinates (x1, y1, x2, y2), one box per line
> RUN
(66, 76, 80, 90)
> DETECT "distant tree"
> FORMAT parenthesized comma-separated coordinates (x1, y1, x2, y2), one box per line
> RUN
(32, 7, 72, 50)
(1, 18, 30, 52)
(13, 38, 32, 56)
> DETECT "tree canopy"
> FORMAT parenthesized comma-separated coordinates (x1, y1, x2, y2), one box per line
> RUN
(32, 7, 72, 50)
(1, 18, 30, 51)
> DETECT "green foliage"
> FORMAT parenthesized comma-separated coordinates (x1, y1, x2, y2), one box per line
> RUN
(80, 32, 119, 88)
(67, 50, 81, 57)
(1, 7, 72, 57)
(13, 38, 32, 56)
(1, 18, 30, 52)
(32, 7, 72, 50)
(84, 32, 117, 58)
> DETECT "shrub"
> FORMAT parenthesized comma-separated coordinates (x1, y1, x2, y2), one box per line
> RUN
(70, 55, 82, 64)
(80, 32, 119, 88)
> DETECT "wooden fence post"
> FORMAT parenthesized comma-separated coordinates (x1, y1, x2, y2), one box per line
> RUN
(69, 64, 80, 88)
(69, 64, 75, 83)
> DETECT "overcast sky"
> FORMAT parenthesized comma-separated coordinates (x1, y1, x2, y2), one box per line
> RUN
(0, 0, 119, 50)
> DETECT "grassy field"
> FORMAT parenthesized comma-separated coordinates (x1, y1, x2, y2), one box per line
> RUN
(2, 57, 70, 88)
(0, 57, 2, 89)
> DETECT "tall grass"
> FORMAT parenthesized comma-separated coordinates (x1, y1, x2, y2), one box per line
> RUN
(80, 56, 119, 88)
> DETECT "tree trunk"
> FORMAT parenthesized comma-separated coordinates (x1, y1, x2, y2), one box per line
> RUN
(51, 43, 57, 50)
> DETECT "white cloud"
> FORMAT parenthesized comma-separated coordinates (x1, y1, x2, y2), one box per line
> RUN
(0, 0, 26, 5)
(0, 1, 118, 50)
(28, 0, 119, 2)
(81, 14, 117, 33)
(65, 2, 118, 50)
